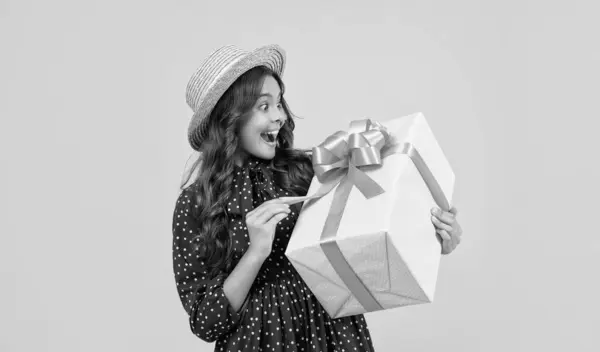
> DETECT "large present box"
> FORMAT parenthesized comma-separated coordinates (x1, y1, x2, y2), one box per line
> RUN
(283, 112, 455, 319)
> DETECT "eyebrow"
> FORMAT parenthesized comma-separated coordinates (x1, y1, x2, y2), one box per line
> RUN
(258, 93, 282, 100)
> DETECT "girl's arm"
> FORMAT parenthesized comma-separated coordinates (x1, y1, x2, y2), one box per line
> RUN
(224, 198, 291, 312)
(173, 190, 260, 343)
(222, 248, 266, 312)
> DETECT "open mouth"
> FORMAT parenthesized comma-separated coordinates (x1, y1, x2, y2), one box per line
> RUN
(260, 130, 278, 144)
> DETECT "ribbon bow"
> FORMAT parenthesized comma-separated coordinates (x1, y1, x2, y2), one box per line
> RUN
(311, 119, 391, 199)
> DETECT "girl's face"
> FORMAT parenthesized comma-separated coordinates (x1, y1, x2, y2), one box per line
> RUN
(236, 75, 287, 165)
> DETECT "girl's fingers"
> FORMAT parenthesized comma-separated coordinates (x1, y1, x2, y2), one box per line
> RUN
(449, 206, 458, 216)
(247, 199, 284, 219)
(277, 196, 300, 205)
(431, 208, 455, 226)
(437, 229, 453, 254)
(255, 205, 290, 224)
(453, 233, 461, 246)
(449, 230, 460, 248)
(440, 211, 456, 225)
(267, 212, 289, 228)
(437, 228, 451, 242)
(435, 232, 443, 245)
(431, 215, 453, 232)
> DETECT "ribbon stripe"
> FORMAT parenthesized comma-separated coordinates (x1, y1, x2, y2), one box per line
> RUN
(319, 174, 384, 314)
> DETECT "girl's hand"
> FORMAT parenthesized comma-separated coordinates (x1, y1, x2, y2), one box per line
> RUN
(431, 206, 463, 255)
(246, 199, 291, 259)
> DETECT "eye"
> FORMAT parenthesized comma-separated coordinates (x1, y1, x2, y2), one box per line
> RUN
(277, 102, 283, 109)
(259, 103, 268, 111)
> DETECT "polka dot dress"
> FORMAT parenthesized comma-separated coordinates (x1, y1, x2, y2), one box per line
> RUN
(172, 156, 375, 351)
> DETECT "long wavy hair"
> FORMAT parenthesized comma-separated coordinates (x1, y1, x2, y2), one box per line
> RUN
(180, 66, 314, 277)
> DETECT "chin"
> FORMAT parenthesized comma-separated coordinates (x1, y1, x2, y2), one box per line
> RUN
(256, 151, 276, 160)
(244, 139, 277, 161)
(250, 147, 276, 160)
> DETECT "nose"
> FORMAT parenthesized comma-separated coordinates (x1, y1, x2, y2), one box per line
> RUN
(272, 111, 286, 127)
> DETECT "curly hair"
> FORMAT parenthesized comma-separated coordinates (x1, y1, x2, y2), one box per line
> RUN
(179, 66, 314, 277)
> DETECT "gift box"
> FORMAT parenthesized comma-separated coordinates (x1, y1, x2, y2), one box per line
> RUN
(283, 112, 455, 319)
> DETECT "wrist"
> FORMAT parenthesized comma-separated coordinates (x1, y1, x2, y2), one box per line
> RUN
(246, 245, 269, 262)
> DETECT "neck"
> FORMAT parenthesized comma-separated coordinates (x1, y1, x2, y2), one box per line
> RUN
(233, 152, 269, 168)
(232, 149, 246, 167)
(233, 151, 258, 167)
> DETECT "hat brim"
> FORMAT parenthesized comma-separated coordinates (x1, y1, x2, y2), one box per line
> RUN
(187, 44, 286, 150)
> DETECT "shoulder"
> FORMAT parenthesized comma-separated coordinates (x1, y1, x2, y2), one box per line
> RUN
(174, 187, 198, 213)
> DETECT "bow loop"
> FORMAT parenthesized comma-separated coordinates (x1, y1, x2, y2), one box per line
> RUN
(310, 119, 392, 199)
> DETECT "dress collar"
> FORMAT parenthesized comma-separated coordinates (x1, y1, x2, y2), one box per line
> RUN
(227, 156, 276, 217)
(233, 155, 270, 171)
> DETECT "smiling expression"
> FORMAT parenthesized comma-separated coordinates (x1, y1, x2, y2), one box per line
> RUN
(236, 75, 287, 165)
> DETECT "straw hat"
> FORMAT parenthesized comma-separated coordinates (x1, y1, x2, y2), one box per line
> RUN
(185, 44, 286, 150)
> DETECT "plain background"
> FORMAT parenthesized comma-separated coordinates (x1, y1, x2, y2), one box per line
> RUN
(2, 0, 599, 351)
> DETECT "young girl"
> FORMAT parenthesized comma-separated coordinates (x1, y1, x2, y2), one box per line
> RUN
(172, 44, 463, 351)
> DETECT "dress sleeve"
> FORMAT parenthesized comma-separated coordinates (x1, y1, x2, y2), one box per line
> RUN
(172, 190, 243, 342)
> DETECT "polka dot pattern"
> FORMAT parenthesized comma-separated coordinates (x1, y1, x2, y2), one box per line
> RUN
(172, 156, 375, 351)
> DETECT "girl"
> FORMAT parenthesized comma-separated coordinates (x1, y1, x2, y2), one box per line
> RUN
(172, 44, 463, 351)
